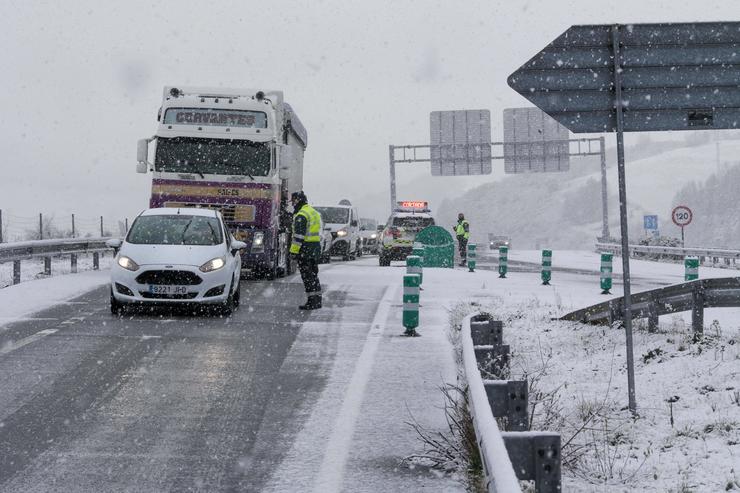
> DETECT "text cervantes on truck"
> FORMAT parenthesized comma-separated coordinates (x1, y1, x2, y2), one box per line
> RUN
(136, 87, 308, 278)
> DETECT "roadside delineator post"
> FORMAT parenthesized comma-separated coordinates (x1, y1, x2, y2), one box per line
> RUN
(498, 245, 508, 278)
(407, 254, 422, 285)
(541, 249, 552, 285)
(403, 273, 420, 336)
(412, 242, 425, 266)
(685, 256, 699, 281)
(467, 243, 477, 272)
(600, 252, 613, 294)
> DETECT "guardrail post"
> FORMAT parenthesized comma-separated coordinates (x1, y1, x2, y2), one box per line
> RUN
(691, 283, 704, 334)
(406, 255, 422, 285)
(467, 243, 476, 272)
(685, 256, 699, 281)
(501, 432, 561, 493)
(13, 260, 21, 284)
(403, 273, 420, 336)
(647, 294, 659, 332)
(600, 252, 613, 294)
(470, 316, 503, 346)
(484, 380, 529, 431)
(498, 245, 508, 278)
(541, 249, 552, 285)
(93, 252, 100, 270)
(475, 345, 510, 379)
(44, 257, 52, 276)
(70, 253, 78, 274)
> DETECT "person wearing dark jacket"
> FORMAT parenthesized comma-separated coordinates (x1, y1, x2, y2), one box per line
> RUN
(290, 191, 323, 310)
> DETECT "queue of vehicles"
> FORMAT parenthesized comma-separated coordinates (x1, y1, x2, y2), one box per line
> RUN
(111, 85, 435, 314)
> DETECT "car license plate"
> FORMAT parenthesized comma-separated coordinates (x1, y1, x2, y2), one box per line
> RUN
(147, 285, 189, 295)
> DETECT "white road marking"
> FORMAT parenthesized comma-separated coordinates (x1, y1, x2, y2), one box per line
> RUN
(312, 284, 396, 493)
(0, 329, 59, 355)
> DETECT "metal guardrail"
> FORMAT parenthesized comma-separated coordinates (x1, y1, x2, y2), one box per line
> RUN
(595, 242, 740, 263)
(462, 313, 561, 492)
(560, 277, 740, 333)
(0, 237, 115, 285)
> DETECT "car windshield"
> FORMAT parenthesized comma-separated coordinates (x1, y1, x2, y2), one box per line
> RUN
(315, 207, 349, 224)
(127, 215, 223, 245)
(392, 216, 434, 230)
(154, 137, 271, 176)
(359, 218, 377, 230)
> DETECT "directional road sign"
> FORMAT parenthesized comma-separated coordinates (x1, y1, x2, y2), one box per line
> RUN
(430, 110, 492, 176)
(508, 22, 740, 133)
(503, 107, 570, 173)
(643, 215, 658, 230)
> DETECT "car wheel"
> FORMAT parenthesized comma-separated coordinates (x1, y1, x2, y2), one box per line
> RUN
(379, 254, 390, 267)
(110, 289, 124, 315)
(220, 281, 235, 316)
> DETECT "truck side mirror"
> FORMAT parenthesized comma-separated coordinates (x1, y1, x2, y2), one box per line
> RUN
(351, 220, 358, 227)
(137, 138, 150, 173)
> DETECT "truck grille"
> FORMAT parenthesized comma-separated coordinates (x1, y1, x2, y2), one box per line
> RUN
(165, 202, 254, 222)
(135, 270, 203, 285)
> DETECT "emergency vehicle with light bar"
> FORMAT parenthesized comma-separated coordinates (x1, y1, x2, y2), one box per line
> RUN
(136, 87, 307, 278)
(379, 201, 435, 266)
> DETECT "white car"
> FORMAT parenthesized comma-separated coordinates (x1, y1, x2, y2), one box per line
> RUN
(106, 208, 246, 315)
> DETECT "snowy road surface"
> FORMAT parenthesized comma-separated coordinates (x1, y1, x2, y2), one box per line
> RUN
(0, 259, 461, 492)
(1, 253, 737, 492)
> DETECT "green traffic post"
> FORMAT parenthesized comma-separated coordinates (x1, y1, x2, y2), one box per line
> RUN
(403, 273, 420, 336)
(685, 256, 699, 281)
(407, 255, 422, 285)
(412, 242, 425, 266)
(541, 249, 552, 285)
(467, 243, 477, 272)
(498, 245, 508, 278)
(600, 252, 613, 294)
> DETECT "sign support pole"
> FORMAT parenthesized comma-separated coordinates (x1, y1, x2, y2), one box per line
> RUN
(599, 136, 610, 240)
(612, 24, 637, 414)
(389, 145, 397, 214)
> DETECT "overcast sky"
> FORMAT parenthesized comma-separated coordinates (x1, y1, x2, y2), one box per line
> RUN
(1, 0, 737, 229)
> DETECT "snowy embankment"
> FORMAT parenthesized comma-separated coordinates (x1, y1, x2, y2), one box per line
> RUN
(445, 255, 739, 492)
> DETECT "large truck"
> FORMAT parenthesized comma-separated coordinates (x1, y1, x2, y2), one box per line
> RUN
(136, 86, 307, 278)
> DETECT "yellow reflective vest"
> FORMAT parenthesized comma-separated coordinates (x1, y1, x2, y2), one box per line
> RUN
(290, 204, 322, 254)
(455, 220, 470, 240)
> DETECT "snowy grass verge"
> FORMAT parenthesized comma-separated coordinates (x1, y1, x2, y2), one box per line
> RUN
(447, 296, 740, 492)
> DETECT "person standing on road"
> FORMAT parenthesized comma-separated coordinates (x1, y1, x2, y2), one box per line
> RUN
(290, 191, 323, 310)
(453, 212, 470, 267)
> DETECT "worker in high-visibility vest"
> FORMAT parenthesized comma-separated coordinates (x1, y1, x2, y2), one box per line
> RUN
(453, 212, 470, 267)
(290, 191, 323, 310)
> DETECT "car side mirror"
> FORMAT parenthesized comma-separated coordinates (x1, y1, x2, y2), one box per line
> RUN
(231, 240, 247, 255)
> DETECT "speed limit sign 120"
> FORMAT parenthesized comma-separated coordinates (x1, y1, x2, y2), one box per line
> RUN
(672, 205, 692, 227)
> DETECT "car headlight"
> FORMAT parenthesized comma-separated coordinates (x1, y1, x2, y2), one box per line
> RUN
(337, 229, 348, 237)
(370, 233, 378, 239)
(199, 257, 225, 272)
(117, 256, 139, 271)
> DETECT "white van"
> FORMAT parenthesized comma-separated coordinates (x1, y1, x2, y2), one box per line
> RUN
(314, 200, 362, 261)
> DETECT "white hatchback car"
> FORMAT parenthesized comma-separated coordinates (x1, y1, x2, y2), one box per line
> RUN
(106, 208, 246, 315)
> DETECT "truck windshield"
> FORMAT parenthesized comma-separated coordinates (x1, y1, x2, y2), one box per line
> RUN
(127, 215, 223, 246)
(155, 137, 271, 176)
(315, 207, 349, 224)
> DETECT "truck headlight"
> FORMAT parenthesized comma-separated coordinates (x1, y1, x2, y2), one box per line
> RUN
(117, 256, 139, 271)
(252, 231, 265, 251)
(370, 233, 378, 239)
(337, 229, 348, 237)
(200, 257, 225, 272)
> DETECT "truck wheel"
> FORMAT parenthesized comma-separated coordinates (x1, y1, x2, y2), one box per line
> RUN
(379, 254, 390, 267)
